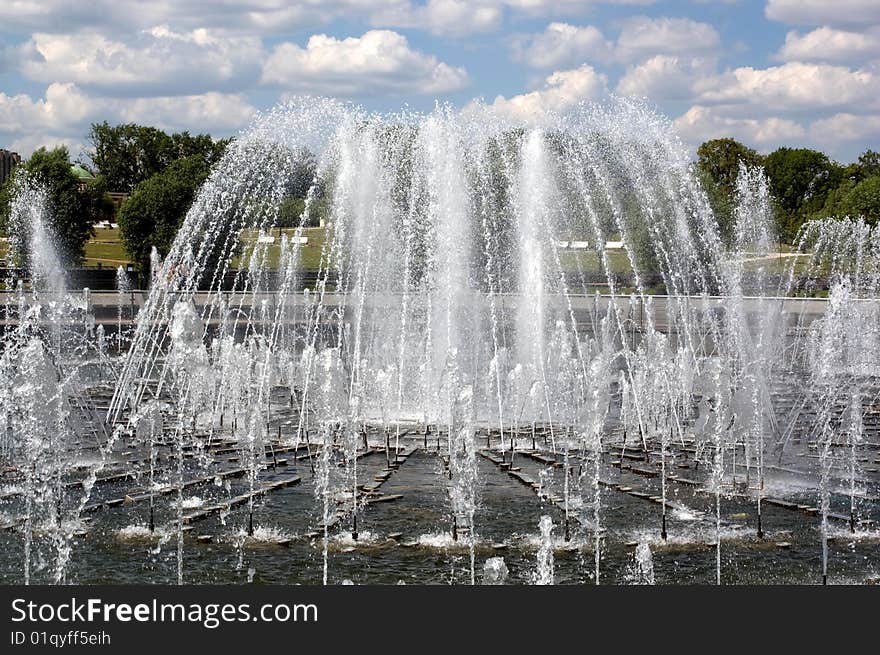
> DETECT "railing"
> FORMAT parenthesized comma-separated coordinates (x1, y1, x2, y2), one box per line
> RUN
(0, 288, 857, 335)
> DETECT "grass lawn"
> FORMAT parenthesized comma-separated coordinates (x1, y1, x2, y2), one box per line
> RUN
(557, 249, 634, 274)
(1, 226, 328, 270)
(234, 226, 327, 270)
(85, 227, 131, 267)
(557, 246, 816, 277)
(1, 225, 823, 281)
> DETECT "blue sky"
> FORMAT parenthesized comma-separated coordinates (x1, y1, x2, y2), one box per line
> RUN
(1, 0, 879, 162)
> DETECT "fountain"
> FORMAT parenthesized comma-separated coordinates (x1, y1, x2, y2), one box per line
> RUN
(627, 542, 655, 585)
(482, 556, 509, 585)
(1, 97, 880, 585)
(535, 515, 555, 585)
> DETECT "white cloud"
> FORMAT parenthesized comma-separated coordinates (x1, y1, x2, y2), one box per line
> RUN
(0, 1, 656, 37)
(373, 1, 660, 36)
(0, 1, 120, 33)
(2, 0, 877, 165)
(370, 0, 502, 36)
(420, 0, 501, 34)
(117, 93, 256, 133)
(0, 83, 255, 156)
(810, 112, 880, 144)
(373, 0, 656, 37)
(617, 55, 714, 101)
(615, 16, 720, 62)
(261, 30, 469, 96)
(20, 27, 264, 96)
(504, 0, 657, 14)
(652, 56, 880, 159)
(615, 54, 880, 153)
(7, 134, 87, 160)
(765, 0, 880, 28)
(0, 1, 345, 34)
(674, 105, 806, 149)
(511, 15, 721, 74)
(479, 65, 608, 122)
(512, 22, 612, 68)
(0, 83, 96, 135)
(694, 62, 880, 113)
(777, 27, 880, 64)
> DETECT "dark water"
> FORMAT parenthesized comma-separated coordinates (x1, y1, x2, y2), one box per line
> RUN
(3, 441, 879, 585)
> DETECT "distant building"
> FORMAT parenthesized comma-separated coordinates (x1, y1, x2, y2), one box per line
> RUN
(70, 163, 96, 189)
(0, 149, 22, 185)
(68, 164, 129, 222)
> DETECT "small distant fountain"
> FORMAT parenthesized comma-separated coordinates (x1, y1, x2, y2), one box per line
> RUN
(627, 542, 655, 585)
(535, 515, 555, 585)
(847, 392, 863, 533)
(149, 246, 163, 286)
(482, 557, 508, 585)
(115, 266, 131, 352)
(311, 348, 347, 585)
(448, 384, 478, 584)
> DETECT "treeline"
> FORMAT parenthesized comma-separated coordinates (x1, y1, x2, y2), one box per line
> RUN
(0, 122, 326, 272)
(696, 138, 880, 244)
(0, 123, 233, 269)
(2, 124, 879, 271)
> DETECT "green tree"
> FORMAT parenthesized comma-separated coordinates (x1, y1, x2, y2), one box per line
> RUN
(87, 122, 229, 192)
(840, 150, 880, 184)
(117, 155, 211, 270)
(857, 150, 880, 178)
(764, 147, 843, 241)
(275, 148, 327, 228)
(696, 138, 764, 246)
(845, 176, 880, 222)
(0, 146, 113, 266)
(277, 196, 327, 228)
(816, 175, 880, 224)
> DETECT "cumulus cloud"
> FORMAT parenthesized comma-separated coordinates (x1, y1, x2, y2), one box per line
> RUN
(0, 83, 255, 156)
(614, 47, 880, 121)
(117, 92, 256, 132)
(0, 1, 345, 34)
(370, 0, 502, 36)
(615, 16, 720, 62)
(695, 62, 880, 113)
(0, 0, 657, 37)
(513, 16, 719, 69)
(777, 27, 880, 64)
(7, 134, 88, 160)
(610, 32, 880, 159)
(261, 30, 469, 96)
(2, 0, 878, 163)
(674, 105, 806, 149)
(0, 83, 96, 136)
(19, 26, 470, 103)
(512, 22, 612, 68)
(503, 0, 658, 15)
(19, 27, 264, 96)
(373, 0, 660, 37)
(765, 0, 880, 28)
(810, 112, 880, 144)
(479, 65, 608, 122)
(617, 55, 715, 101)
